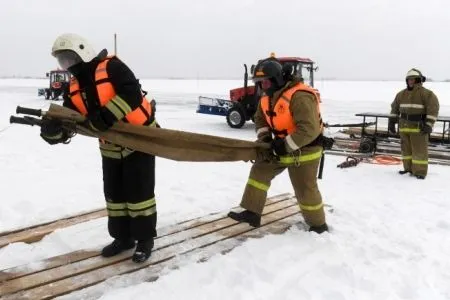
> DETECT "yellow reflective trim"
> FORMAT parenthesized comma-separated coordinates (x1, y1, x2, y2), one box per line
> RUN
(106, 198, 157, 217)
(106, 202, 127, 210)
(105, 100, 126, 120)
(286, 135, 299, 151)
(402, 156, 412, 160)
(412, 159, 428, 165)
(100, 149, 122, 159)
(100, 148, 134, 159)
(399, 104, 424, 109)
(127, 198, 156, 210)
(150, 119, 157, 127)
(247, 178, 269, 192)
(129, 206, 157, 217)
(44, 132, 63, 140)
(108, 210, 128, 217)
(279, 150, 323, 165)
(122, 147, 134, 158)
(111, 95, 132, 114)
(299, 202, 324, 211)
(399, 128, 420, 133)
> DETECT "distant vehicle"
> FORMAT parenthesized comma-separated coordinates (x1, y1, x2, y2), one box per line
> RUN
(196, 53, 320, 129)
(38, 70, 71, 100)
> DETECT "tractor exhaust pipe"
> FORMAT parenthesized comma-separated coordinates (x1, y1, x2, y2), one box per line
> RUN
(114, 33, 117, 55)
(243, 64, 248, 96)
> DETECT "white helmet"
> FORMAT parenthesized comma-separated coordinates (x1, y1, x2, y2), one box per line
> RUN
(405, 68, 426, 83)
(406, 68, 421, 78)
(51, 33, 97, 69)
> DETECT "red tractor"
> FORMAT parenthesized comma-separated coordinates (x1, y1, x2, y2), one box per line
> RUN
(38, 70, 71, 100)
(197, 55, 319, 128)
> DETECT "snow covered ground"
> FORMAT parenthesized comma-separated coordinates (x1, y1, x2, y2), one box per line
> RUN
(1, 79, 450, 299)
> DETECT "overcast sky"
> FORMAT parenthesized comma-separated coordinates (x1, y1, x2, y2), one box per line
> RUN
(1, 0, 449, 80)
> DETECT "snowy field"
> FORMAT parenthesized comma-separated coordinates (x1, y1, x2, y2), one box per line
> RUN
(1, 79, 450, 300)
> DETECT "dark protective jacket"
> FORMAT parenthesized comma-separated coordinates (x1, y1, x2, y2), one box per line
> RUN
(64, 52, 156, 158)
(390, 84, 439, 133)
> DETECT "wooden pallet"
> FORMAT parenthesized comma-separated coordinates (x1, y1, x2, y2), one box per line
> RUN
(0, 193, 323, 300)
(0, 209, 107, 249)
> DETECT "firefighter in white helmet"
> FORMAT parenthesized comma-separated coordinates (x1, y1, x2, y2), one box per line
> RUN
(388, 68, 439, 179)
(41, 33, 158, 262)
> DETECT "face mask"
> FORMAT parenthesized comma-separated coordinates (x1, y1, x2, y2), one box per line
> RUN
(55, 50, 82, 70)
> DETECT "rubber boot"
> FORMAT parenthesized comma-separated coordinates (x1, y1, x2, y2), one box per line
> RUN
(309, 223, 329, 234)
(132, 238, 154, 263)
(101, 239, 135, 257)
(227, 210, 261, 227)
(399, 170, 411, 175)
(416, 175, 425, 180)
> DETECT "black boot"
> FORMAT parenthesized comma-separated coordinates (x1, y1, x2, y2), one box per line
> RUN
(101, 239, 135, 257)
(309, 223, 329, 234)
(227, 210, 261, 227)
(415, 175, 426, 180)
(399, 170, 411, 175)
(132, 238, 154, 263)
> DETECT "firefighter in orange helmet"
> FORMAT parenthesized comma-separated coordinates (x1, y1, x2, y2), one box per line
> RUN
(40, 33, 158, 263)
(228, 57, 329, 233)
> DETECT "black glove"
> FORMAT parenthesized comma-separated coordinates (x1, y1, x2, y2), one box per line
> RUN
(388, 119, 397, 134)
(87, 107, 115, 132)
(322, 136, 335, 150)
(271, 138, 288, 156)
(421, 123, 433, 134)
(40, 118, 70, 145)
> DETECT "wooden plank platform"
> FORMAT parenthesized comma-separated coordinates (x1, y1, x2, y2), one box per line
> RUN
(0, 194, 308, 299)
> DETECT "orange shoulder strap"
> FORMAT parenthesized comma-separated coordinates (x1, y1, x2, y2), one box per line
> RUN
(283, 83, 317, 99)
(95, 57, 112, 82)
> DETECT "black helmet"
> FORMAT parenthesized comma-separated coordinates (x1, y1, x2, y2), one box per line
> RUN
(252, 58, 285, 87)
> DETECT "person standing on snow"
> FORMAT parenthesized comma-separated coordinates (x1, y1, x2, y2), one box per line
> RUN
(227, 56, 329, 234)
(388, 68, 439, 179)
(40, 33, 158, 263)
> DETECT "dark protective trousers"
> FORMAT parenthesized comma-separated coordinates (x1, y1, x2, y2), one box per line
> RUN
(240, 157, 326, 227)
(102, 151, 157, 241)
(400, 132, 429, 177)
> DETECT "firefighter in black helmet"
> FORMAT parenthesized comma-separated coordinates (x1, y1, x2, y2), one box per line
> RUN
(253, 57, 285, 97)
(228, 56, 329, 233)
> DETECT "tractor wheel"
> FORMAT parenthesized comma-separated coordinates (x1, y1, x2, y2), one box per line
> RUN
(226, 106, 246, 129)
(359, 138, 375, 153)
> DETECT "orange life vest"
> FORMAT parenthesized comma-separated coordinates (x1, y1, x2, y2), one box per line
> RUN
(260, 83, 322, 138)
(69, 56, 152, 125)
